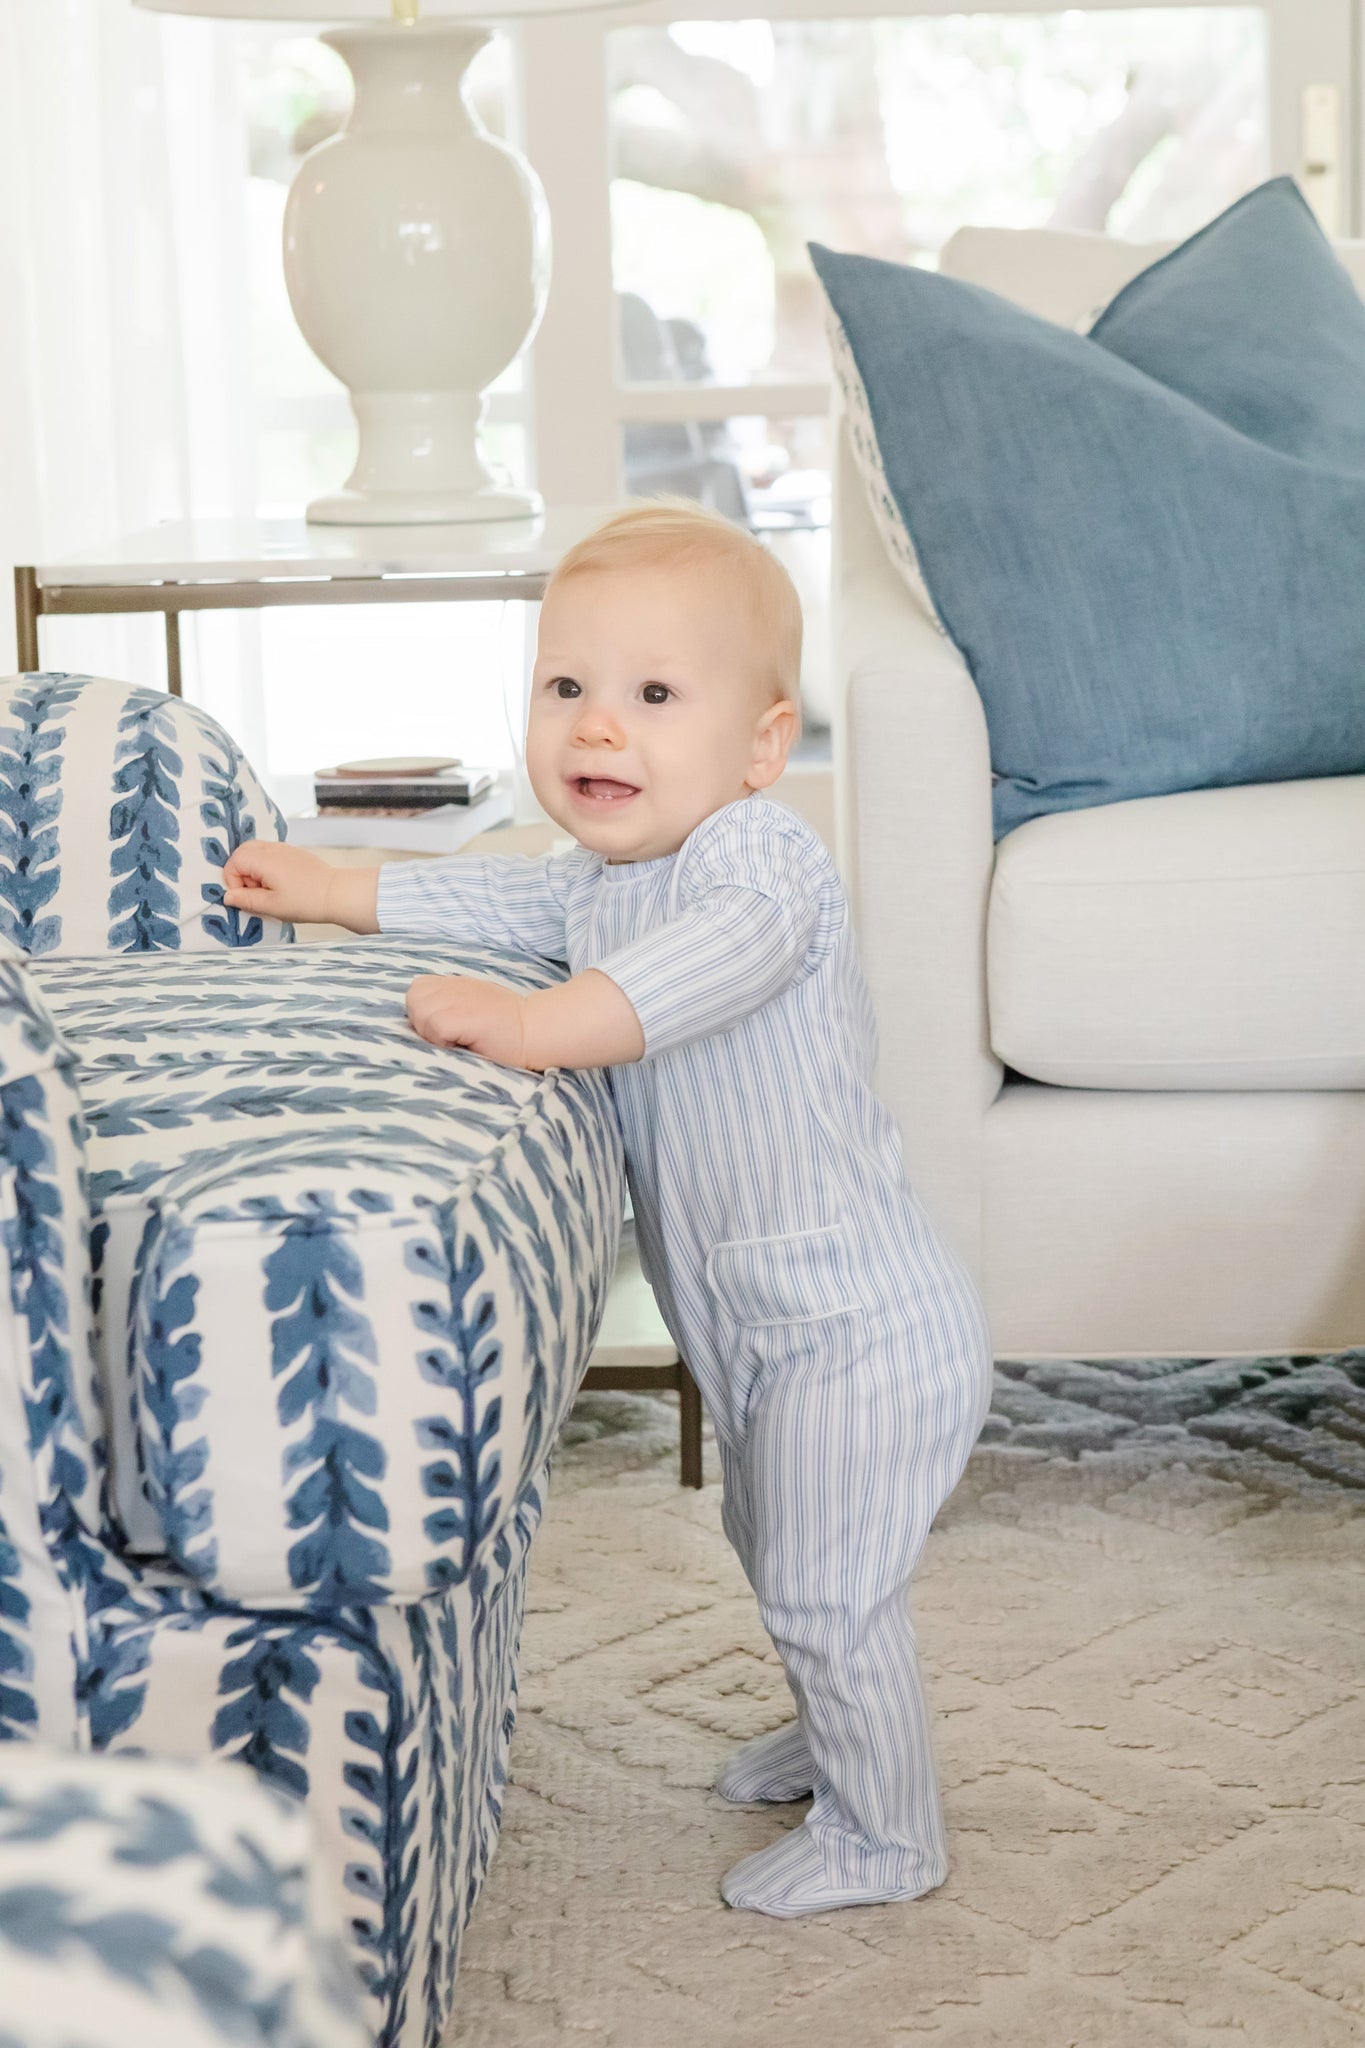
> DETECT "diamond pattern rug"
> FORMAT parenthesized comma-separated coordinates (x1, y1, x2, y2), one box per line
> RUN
(453, 1356, 1365, 2047)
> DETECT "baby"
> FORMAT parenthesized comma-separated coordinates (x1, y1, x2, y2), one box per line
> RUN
(223, 501, 993, 1919)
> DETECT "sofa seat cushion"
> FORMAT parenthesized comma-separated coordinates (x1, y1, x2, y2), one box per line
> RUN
(987, 772, 1365, 1089)
(34, 942, 624, 1605)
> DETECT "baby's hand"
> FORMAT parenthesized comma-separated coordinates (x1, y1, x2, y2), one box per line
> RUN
(222, 842, 381, 932)
(406, 974, 532, 1068)
(223, 841, 332, 924)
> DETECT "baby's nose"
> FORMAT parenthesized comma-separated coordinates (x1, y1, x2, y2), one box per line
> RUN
(574, 705, 625, 744)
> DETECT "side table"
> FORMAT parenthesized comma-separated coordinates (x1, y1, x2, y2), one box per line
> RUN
(13, 508, 614, 691)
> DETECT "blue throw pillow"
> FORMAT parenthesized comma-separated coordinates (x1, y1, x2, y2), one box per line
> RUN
(812, 178, 1365, 836)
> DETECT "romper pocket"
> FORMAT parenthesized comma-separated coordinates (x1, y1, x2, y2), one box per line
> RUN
(706, 1223, 860, 1327)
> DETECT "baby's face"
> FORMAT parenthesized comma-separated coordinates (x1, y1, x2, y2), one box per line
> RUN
(525, 563, 797, 863)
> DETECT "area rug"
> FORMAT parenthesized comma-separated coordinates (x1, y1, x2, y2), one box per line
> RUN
(453, 1355, 1365, 2047)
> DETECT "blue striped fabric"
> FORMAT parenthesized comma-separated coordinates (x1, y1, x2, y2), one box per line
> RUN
(378, 794, 994, 1916)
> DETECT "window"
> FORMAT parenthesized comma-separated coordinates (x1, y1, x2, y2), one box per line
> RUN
(609, 11, 1268, 391)
(157, 2, 1352, 794)
(527, 5, 1275, 745)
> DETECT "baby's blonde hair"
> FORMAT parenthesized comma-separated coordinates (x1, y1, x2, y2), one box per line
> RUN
(545, 497, 803, 705)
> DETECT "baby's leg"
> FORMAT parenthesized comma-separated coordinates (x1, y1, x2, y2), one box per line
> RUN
(722, 1311, 989, 1917)
(711, 1432, 820, 1803)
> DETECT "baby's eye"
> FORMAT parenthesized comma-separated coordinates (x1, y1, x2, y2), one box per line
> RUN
(642, 683, 672, 706)
(553, 678, 581, 699)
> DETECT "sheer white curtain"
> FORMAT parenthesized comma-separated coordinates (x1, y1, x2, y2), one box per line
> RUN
(0, 0, 268, 764)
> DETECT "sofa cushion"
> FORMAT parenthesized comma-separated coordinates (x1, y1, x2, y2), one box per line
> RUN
(35, 942, 624, 1606)
(0, 675, 293, 956)
(987, 773, 1365, 1088)
(812, 179, 1365, 835)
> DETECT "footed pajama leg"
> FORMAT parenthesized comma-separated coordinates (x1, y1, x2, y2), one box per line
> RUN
(721, 1308, 990, 1916)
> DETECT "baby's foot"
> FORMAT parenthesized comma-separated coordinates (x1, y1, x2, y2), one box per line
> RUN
(722, 1823, 940, 1918)
(715, 1721, 813, 1804)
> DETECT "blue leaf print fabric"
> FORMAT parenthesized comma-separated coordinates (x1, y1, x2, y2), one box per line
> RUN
(132, 1217, 215, 1583)
(81, 1490, 545, 2048)
(0, 678, 84, 959)
(197, 727, 290, 949)
(0, 949, 106, 1747)
(409, 1227, 503, 1593)
(266, 1207, 391, 1601)
(108, 693, 184, 951)
(0, 1746, 370, 2048)
(211, 1621, 322, 1803)
(0, 1462, 38, 1740)
(0, 676, 293, 957)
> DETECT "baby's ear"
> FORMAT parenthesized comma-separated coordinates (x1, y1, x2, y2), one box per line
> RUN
(746, 697, 801, 790)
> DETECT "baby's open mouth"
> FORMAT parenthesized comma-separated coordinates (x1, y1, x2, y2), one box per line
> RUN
(570, 776, 640, 804)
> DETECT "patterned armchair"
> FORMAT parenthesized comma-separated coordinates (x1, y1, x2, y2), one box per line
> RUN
(0, 676, 624, 2048)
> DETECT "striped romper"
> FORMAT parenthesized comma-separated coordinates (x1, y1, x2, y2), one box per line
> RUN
(379, 792, 994, 1915)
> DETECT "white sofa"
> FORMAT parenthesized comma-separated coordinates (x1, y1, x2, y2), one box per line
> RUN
(833, 222, 1365, 1359)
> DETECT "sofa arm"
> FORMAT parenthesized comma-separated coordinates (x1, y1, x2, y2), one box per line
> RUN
(38, 939, 624, 1611)
(833, 419, 1002, 1279)
(0, 674, 292, 957)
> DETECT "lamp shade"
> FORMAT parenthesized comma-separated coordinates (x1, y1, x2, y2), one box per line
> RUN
(134, 0, 604, 16)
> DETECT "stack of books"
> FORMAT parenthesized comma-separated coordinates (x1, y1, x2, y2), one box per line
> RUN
(313, 757, 496, 815)
(289, 756, 512, 853)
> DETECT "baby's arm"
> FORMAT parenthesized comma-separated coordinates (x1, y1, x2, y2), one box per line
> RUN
(590, 809, 837, 1062)
(222, 841, 577, 954)
(406, 967, 644, 1070)
(412, 808, 836, 1073)
(223, 842, 380, 931)
(415, 875, 828, 1074)
(224, 839, 593, 1064)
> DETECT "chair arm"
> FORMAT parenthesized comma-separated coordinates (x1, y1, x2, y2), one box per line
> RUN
(832, 419, 1002, 1278)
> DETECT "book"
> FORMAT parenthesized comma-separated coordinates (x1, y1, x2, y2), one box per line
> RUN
(313, 766, 495, 808)
(329, 755, 462, 776)
(288, 785, 513, 854)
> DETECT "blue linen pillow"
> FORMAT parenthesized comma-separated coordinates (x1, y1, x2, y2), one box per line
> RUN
(812, 179, 1365, 836)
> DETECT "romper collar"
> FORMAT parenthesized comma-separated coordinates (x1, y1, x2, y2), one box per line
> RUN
(594, 792, 759, 883)
(597, 848, 677, 883)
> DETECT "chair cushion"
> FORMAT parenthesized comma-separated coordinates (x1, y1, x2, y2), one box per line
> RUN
(812, 178, 1365, 835)
(987, 773, 1365, 1088)
(0, 675, 293, 956)
(35, 941, 623, 1606)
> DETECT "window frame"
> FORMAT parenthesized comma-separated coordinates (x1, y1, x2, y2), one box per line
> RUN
(516, 0, 1360, 504)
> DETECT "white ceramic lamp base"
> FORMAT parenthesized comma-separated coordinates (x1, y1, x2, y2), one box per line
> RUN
(284, 22, 550, 526)
(306, 393, 538, 526)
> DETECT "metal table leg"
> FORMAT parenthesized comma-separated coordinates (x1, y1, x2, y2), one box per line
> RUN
(14, 568, 40, 672)
(678, 1363, 704, 1489)
(165, 610, 183, 698)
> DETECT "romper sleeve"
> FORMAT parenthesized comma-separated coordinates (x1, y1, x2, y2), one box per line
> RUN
(592, 801, 842, 1059)
(376, 846, 590, 963)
